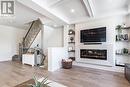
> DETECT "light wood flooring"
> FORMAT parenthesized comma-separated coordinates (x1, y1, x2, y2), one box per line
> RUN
(0, 61, 130, 87)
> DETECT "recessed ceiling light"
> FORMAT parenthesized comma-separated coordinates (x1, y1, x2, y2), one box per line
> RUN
(70, 9, 75, 13)
(54, 25, 57, 27)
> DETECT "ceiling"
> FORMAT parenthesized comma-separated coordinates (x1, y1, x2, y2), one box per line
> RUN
(93, 0, 128, 16)
(0, 1, 44, 29)
(0, 0, 129, 29)
(0, 1, 61, 29)
(30, 0, 129, 24)
(44, 0, 90, 21)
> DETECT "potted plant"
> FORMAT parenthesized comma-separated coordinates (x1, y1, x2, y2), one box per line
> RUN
(30, 76, 51, 87)
(116, 25, 122, 34)
(123, 48, 129, 54)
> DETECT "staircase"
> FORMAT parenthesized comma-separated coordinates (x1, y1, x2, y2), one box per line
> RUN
(22, 19, 42, 54)
(12, 19, 43, 61)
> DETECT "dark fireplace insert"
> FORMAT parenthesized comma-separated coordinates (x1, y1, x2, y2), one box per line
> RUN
(80, 49, 107, 60)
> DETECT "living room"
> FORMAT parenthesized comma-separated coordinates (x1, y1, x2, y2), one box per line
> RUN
(0, 0, 130, 87)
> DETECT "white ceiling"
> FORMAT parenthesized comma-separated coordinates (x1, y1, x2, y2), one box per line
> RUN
(0, 1, 44, 29)
(0, 0, 129, 29)
(93, 0, 127, 12)
(0, 1, 60, 29)
(30, 0, 129, 24)
(47, 0, 90, 21)
(93, 0, 128, 16)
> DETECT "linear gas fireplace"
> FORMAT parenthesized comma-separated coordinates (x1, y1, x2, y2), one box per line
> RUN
(80, 49, 107, 60)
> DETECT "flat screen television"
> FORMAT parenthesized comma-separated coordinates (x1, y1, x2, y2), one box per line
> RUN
(80, 27, 106, 43)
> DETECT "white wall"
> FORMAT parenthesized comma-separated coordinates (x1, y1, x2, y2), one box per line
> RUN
(30, 30, 42, 48)
(126, 14, 130, 26)
(30, 25, 63, 50)
(128, 5, 130, 13)
(43, 25, 63, 53)
(0, 25, 26, 61)
(75, 15, 125, 66)
(48, 47, 68, 72)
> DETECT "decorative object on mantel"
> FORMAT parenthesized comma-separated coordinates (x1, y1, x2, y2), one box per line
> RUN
(116, 25, 122, 34)
(70, 37, 74, 42)
(68, 46, 73, 51)
(68, 29, 75, 35)
(116, 48, 130, 55)
(123, 48, 129, 54)
(116, 34, 129, 41)
(62, 59, 72, 69)
(116, 24, 130, 33)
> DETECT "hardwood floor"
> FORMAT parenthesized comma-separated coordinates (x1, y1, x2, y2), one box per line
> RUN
(0, 61, 130, 87)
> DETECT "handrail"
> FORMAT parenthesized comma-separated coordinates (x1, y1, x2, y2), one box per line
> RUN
(24, 21, 35, 41)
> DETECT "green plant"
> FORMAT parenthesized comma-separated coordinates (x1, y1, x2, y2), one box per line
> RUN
(30, 76, 51, 87)
(116, 25, 122, 34)
(123, 48, 129, 54)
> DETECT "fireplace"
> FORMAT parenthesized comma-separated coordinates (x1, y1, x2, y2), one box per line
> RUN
(80, 49, 107, 60)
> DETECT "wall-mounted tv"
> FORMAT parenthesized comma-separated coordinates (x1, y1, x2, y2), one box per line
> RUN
(80, 27, 106, 43)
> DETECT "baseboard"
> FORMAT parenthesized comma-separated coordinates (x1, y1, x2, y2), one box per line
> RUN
(73, 61, 124, 73)
(0, 59, 12, 62)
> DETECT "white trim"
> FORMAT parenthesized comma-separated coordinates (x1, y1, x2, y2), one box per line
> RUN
(82, 0, 94, 17)
(73, 61, 124, 73)
(87, 0, 96, 17)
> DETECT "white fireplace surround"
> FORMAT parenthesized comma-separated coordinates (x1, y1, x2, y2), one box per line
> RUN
(74, 16, 125, 66)
(75, 27, 115, 66)
(75, 44, 115, 66)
